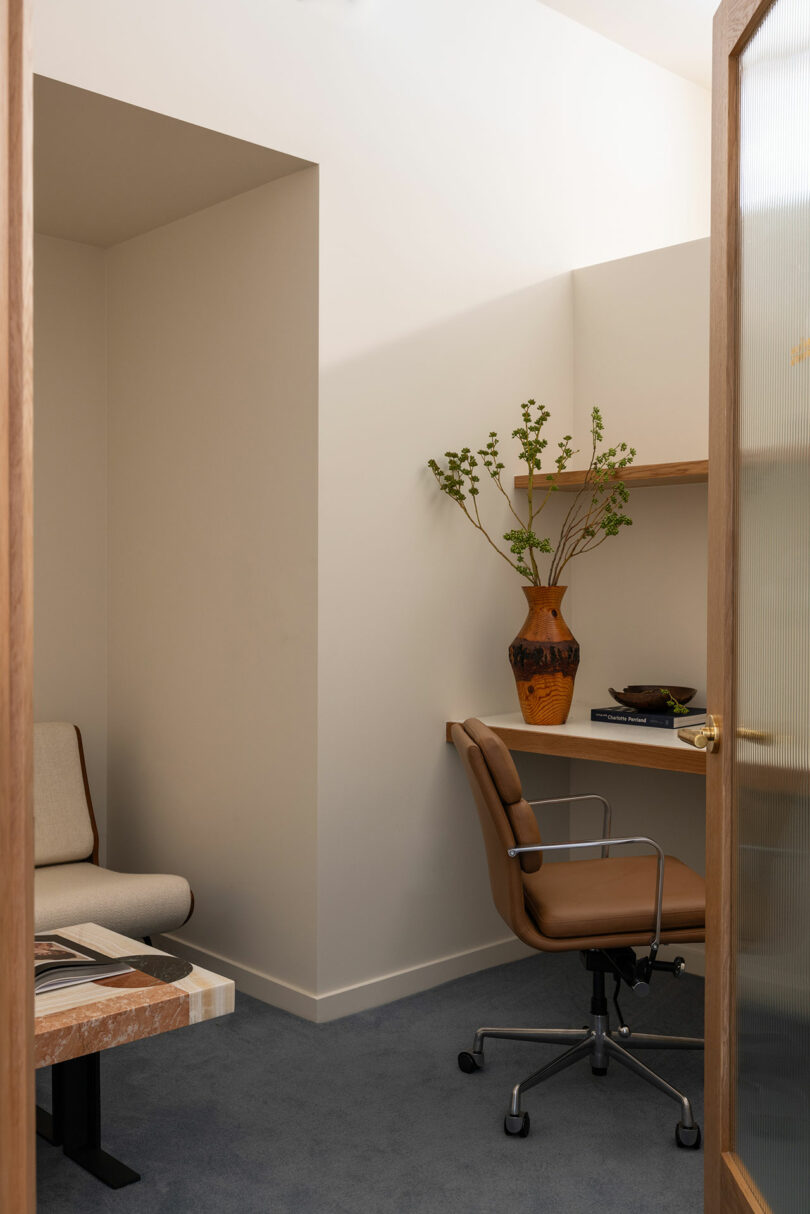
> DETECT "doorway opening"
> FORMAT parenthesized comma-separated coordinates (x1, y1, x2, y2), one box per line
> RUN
(34, 77, 318, 980)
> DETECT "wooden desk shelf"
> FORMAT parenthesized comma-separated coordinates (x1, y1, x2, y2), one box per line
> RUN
(513, 459, 708, 492)
(446, 710, 706, 775)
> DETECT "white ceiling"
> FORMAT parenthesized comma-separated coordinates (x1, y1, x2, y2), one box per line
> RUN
(35, 77, 313, 247)
(538, 0, 716, 90)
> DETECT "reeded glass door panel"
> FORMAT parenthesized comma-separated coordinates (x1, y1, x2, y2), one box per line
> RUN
(736, 1, 810, 1208)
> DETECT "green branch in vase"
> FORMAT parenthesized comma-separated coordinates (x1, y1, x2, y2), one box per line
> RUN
(428, 400, 636, 586)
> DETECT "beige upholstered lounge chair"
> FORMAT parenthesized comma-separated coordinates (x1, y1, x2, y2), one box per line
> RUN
(34, 722, 193, 940)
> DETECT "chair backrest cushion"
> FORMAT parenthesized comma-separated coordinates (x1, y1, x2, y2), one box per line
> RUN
(461, 717, 522, 804)
(462, 719, 542, 873)
(34, 722, 95, 866)
(451, 723, 531, 937)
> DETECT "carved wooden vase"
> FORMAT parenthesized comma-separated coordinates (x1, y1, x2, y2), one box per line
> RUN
(508, 586, 579, 725)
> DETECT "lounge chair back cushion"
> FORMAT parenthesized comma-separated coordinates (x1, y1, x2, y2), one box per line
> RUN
(34, 722, 95, 866)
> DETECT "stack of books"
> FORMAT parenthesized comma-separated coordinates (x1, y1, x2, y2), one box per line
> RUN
(590, 706, 707, 731)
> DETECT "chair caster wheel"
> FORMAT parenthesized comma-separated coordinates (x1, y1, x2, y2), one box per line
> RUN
(504, 1112, 530, 1138)
(457, 1051, 483, 1073)
(675, 1123, 701, 1149)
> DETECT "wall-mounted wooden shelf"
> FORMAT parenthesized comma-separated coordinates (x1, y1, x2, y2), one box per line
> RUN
(446, 710, 706, 776)
(514, 459, 708, 492)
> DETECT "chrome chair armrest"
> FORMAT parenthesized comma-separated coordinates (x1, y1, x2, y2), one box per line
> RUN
(507, 835, 665, 952)
(525, 794, 612, 857)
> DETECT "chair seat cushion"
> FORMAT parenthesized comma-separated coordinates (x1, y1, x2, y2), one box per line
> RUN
(35, 862, 192, 939)
(522, 854, 705, 939)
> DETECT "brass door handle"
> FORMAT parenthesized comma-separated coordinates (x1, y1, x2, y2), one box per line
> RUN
(736, 726, 772, 745)
(677, 715, 720, 753)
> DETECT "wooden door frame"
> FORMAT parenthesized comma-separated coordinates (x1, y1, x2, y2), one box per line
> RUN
(706, 1, 777, 1211)
(0, 0, 33, 1210)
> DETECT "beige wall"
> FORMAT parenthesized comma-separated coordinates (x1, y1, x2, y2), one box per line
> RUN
(105, 171, 319, 994)
(571, 238, 710, 464)
(34, 173, 320, 1000)
(35, 0, 711, 1017)
(565, 240, 710, 972)
(33, 228, 710, 1014)
(33, 234, 109, 846)
(566, 239, 709, 728)
(566, 485, 708, 717)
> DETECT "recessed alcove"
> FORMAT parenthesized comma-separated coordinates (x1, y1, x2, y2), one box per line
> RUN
(33, 77, 319, 994)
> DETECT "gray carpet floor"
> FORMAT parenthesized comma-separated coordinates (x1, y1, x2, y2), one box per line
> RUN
(36, 952, 704, 1213)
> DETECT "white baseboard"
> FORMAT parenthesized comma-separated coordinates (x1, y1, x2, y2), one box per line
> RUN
(154, 933, 705, 1024)
(313, 937, 535, 1021)
(154, 933, 534, 1023)
(153, 934, 319, 1019)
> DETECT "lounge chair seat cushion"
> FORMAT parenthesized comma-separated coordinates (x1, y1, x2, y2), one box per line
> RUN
(35, 862, 191, 939)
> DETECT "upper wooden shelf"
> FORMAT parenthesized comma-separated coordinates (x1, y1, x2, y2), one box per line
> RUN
(514, 459, 708, 491)
(446, 710, 706, 776)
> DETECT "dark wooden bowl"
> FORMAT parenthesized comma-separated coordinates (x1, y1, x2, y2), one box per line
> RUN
(608, 684, 697, 713)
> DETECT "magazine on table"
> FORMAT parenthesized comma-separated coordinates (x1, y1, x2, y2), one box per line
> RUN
(35, 934, 133, 995)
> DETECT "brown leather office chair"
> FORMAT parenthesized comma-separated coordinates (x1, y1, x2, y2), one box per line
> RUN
(451, 718, 705, 1146)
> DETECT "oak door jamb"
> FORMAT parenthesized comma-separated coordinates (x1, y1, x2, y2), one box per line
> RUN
(706, 0, 741, 1209)
(706, 1, 779, 1212)
(0, 1, 34, 1210)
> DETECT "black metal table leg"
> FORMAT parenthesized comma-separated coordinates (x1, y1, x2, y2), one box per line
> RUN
(36, 1054, 140, 1189)
(35, 1104, 60, 1145)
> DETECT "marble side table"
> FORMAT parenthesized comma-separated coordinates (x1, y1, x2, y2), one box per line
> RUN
(35, 922, 234, 1188)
